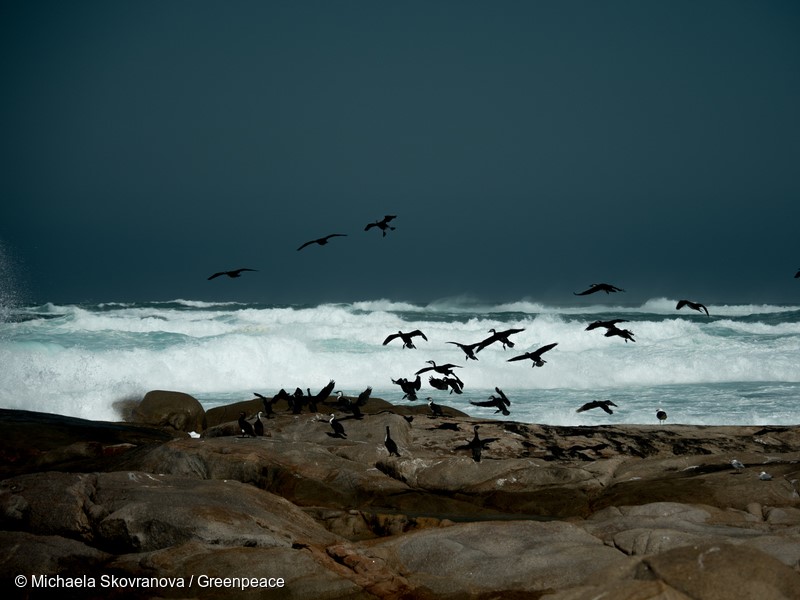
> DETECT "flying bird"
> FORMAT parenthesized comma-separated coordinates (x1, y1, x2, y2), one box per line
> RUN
(383, 330, 428, 349)
(208, 268, 257, 280)
(296, 233, 347, 251)
(384, 426, 400, 456)
(794, 268, 799, 279)
(475, 328, 525, 353)
(365, 215, 397, 237)
(604, 325, 636, 343)
(391, 375, 422, 400)
(585, 319, 628, 331)
(428, 375, 463, 394)
(574, 283, 625, 295)
(507, 342, 558, 367)
(415, 360, 462, 378)
(676, 299, 709, 316)
(470, 387, 511, 416)
(576, 400, 617, 415)
(447, 341, 480, 361)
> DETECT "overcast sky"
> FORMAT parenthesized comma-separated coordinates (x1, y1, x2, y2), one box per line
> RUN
(2, 1, 799, 306)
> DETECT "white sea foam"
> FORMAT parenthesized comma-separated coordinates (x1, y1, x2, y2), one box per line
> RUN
(1, 299, 798, 424)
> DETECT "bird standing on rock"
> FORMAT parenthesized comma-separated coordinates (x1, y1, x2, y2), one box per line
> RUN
(384, 426, 400, 456)
(329, 414, 347, 438)
(238, 412, 256, 437)
(656, 409, 668, 424)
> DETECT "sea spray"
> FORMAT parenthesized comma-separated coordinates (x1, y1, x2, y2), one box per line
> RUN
(1, 299, 798, 425)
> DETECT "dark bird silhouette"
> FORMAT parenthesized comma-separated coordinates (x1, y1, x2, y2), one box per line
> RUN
(296, 233, 347, 251)
(470, 387, 511, 416)
(576, 400, 617, 415)
(475, 328, 525, 353)
(427, 397, 445, 417)
(384, 425, 400, 456)
(447, 341, 480, 361)
(329, 414, 347, 438)
(415, 360, 463, 379)
(253, 412, 265, 436)
(392, 375, 421, 400)
(383, 330, 428, 349)
(238, 412, 256, 437)
(455, 425, 499, 463)
(290, 387, 305, 414)
(507, 342, 558, 367)
(574, 283, 625, 295)
(795, 269, 799, 279)
(307, 380, 336, 412)
(253, 392, 277, 418)
(334, 386, 372, 419)
(676, 299, 709, 316)
(428, 375, 463, 394)
(604, 325, 636, 343)
(585, 319, 628, 331)
(656, 409, 668, 424)
(208, 268, 257, 280)
(365, 215, 397, 237)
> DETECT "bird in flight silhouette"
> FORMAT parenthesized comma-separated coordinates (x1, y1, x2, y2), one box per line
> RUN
(207, 268, 257, 280)
(297, 233, 347, 251)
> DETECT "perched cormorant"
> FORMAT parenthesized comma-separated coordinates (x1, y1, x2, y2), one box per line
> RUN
(428, 375, 463, 394)
(384, 426, 400, 456)
(576, 400, 617, 415)
(447, 341, 480, 361)
(455, 425, 498, 463)
(585, 319, 628, 331)
(427, 397, 445, 417)
(365, 215, 397, 237)
(676, 299, 709, 316)
(656, 409, 668, 424)
(296, 233, 347, 251)
(470, 387, 511, 416)
(507, 343, 558, 367)
(574, 283, 625, 295)
(238, 412, 256, 437)
(253, 392, 277, 418)
(253, 412, 265, 436)
(391, 375, 421, 400)
(383, 330, 428, 349)
(475, 328, 525, 353)
(329, 414, 347, 438)
(208, 268, 257, 280)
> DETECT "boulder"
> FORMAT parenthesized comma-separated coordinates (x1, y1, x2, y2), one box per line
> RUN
(131, 390, 206, 433)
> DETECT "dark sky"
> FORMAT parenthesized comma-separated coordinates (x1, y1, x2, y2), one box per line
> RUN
(2, 1, 799, 306)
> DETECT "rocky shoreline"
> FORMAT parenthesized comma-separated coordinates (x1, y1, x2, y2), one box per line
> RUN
(1, 391, 799, 599)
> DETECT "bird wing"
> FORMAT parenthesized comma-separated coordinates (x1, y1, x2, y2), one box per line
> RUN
(533, 342, 558, 357)
(506, 353, 530, 362)
(573, 286, 597, 295)
(495, 388, 510, 405)
(470, 399, 499, 407)
(415, 366, 434, 375)
(364, 222, 377, 231)
(676, 300, 688, 310)
(207, 272, 225, 280)
(297, 240, 316, 251)
(357, 386, 372, 405)
(383, 333, 401, 345)
(383, 215, 397, 223)
(410, 329, 428, 340)
(412, 375, 422, 390)
(316, 380, 336, 400)
(576, 401, 597, 413)
(699, 303, 709, 316)
(324, 233, 347, 241)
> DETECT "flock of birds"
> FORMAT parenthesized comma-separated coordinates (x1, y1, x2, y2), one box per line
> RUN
(209, 215, 797, 462)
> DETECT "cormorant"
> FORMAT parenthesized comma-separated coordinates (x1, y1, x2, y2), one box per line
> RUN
(253, 412, 265, 436)
(391, 375, 421, 400)
(415, 360, 462, 378)
(383, 330, 428, 349)
(384, 426, 400, 456)
(656, 409, 667, 424)
(296, 233, 347, 251)
(475, 328, 525, 353)
(507, 343, 558, 367)
(238, 412, 256, 437)
(585, 319, 628, 331)
(676, 299, 709, 316)
(253, 392, 277, 418)
(604, 325, 636, 343)
(574, 283, 625, 295)
(576, 400, 617, 415)
(329, 414, 347, 438)
(428, 375, 463, 394)
(307, 380, 335, 412)
(470, 387, 511, 416)
(208, 268, 257, 280)
(427, 397, 445, 417)
(455, 425, 498, 463)
(365, 215, 397, 237)
(447, 341, 480, 360)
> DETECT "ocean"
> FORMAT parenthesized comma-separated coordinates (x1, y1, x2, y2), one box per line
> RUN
(1, 298, 798, 426)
